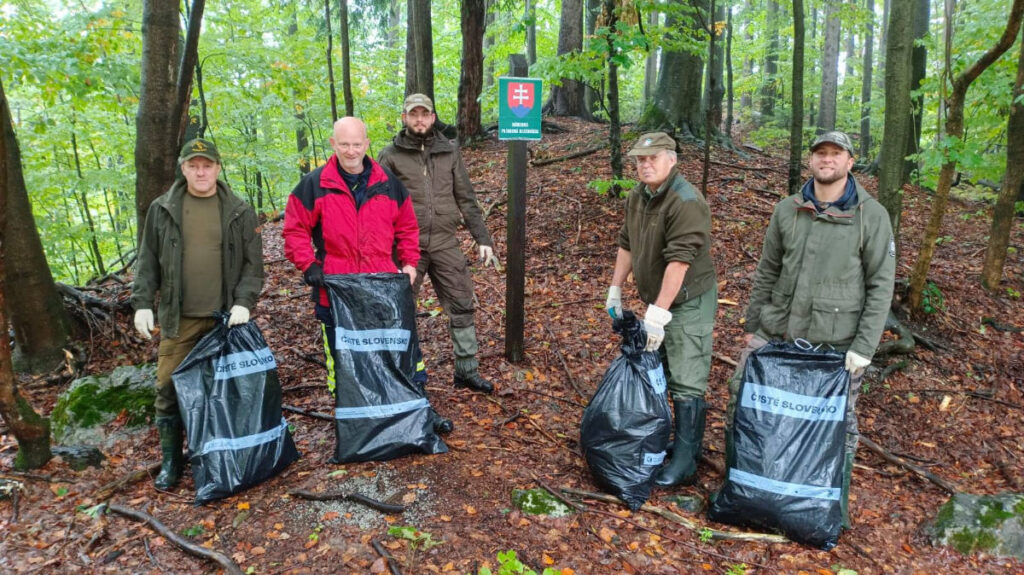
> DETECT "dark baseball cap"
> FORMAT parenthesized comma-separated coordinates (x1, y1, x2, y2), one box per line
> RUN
(627, 132, 677, 156)
(404, 93, 434, 113)
(179, 138, 221, 163)
(810, 131, 855, 155)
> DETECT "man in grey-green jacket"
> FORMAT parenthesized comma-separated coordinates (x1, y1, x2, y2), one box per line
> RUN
(731, 131, 895, 527)
(378, 93, 496, 395)
(132, 138, 264, 489)
(606, 132, 718, 488)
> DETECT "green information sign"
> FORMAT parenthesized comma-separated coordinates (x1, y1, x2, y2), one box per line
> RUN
(498, 77, 543, 141)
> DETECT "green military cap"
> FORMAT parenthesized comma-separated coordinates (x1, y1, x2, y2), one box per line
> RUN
(810, 131, 856, 156)
(627, 132, 678, 156)
(404, 93, 434, 113)
(179, 138, 221, 163)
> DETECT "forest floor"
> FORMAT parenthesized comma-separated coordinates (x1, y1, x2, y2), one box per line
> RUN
(2, 118, 1024, 575)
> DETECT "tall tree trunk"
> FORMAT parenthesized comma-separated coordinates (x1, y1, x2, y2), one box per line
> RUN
(845, 20, 856, 80)
(1, 79, 70, 377)
(584, 0, 602, 117)
(603, 0, 622, 183)
(860, 0, 875, 158)
(135, 0, 182, 244)
(740, 0, 753, 109)
(644, 9, 659, 104)
(807, 4, 817, 127)
(458, 0, 485, 140)
(640, 0, 706, 138)
(726, 1, 734, 138)
(909, 0, 1024, 312)
(405, 0, 434, 100)
(525, 0, 537, 66)
(324, 0, 339, 122)
(760, 0, 778, 119)
(788, 0, 805, 197)
(876, 0, 914, 249)
(702, 0, 719, 197)
(484, 0, 495, 90)
(982, 31, 1024, 289)
(550, 0, 589, 118)
(817, 0, 840, 133)
(339, 0, 354, 116)
(903, 0, 929, 182)
(289, 5, 310, 174)
(71, 131, 106, 278)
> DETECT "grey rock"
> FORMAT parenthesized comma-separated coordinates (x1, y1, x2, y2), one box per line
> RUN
(51, 365, 157, 446)
(926, 492, 1024, 559)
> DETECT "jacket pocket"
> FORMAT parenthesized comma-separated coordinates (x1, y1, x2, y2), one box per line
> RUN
(807, 298, 861, 344)
(760, 276, 795, 335)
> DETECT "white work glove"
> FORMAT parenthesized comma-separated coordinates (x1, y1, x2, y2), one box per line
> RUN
(605, 286, 623, 319)
(227, 305, 250, 327)
(134, 309, 154, 340)
(845, 350, 871, 373)
(643, 305, 673, 352)
(479, 244, 497, 268)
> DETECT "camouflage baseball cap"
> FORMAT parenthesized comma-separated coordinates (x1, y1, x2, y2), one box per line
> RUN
(404, 93, 434, 113)
(179, 138, 221, 163)
(627, 132, 677, 156)
(810, 131, 856, 155)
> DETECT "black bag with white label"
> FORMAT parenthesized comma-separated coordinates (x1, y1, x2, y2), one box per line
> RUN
(323, 274, 447, 463)
(708, 341, 849, 549)
(173, 320, 299, 504)
(580, 311, 672, 510)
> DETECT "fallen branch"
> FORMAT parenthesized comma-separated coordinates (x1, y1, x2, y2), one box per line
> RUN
(106, 502, 244, 575)
(93, 461, 162, 501)
(541, 323, 587, 400)
(288, 489, 405, 514)
(519, 388, 586, 409)
(911, 388, 1021, 410)
(859, 435, 958, 493)
(982, 316, 1024, 333)
(559, 486, 789, 544)
(713, 353, 738, 368)
(371, 539, 404, 575)
(282, 404, 334, 422)
(530, 144, 606, 167)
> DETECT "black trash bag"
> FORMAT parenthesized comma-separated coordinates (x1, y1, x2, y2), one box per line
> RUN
(322, 274, 447, 463)
(580, 311, 672, 510)
(173, 320, 300, 505)
(708, 341, 849, 549)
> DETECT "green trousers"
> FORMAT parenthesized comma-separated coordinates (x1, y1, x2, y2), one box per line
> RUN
(155, 316, 217, 417)
(657, 285, 717, 400)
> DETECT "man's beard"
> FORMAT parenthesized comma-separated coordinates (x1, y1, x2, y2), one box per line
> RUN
(812, 169, 847, 186)
(407, 124, 431, 136)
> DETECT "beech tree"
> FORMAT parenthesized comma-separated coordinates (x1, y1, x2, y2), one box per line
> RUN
(405, 0, 434, 100)
(548, 0, 590, 118)
(816, 0, 839, 133)
(458, 0, 486, 140)
(788, 0, 805, 196)
(875, 0, 914, 245)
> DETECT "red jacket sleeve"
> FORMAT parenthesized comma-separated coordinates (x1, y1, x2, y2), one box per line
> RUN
(283, 191, 318, 272)
(393, 193, 420, 269)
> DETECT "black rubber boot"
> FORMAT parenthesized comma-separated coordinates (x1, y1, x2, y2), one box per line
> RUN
(154, 415, 184, 490)
(453, 372, 493, 394)
(654, 398, 707, 487)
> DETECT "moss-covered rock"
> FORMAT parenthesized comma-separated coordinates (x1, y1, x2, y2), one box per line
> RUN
(511, 488, 575, 518)
(927, 492, 1024, 559)
(51, 365, 157, 445)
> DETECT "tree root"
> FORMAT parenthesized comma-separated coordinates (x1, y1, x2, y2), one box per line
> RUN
(288, 489, 406, 514)
(93, 461, 162, 501)
(106, 502, 244, 575)
(371, 539, 404, 575)
(859, 435, 958, 493)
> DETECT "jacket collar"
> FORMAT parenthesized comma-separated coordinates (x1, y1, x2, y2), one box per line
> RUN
(321, 154, 388, 193)
(393, 126, 453, 153)
(793, 175, 865, 220)
(162, 179, 241, 224)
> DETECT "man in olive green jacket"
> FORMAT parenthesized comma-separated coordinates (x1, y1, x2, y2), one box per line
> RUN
(606, 132, 718, 488)
(378, 94, 496, 395)
(132, 138, 264, 489)
(731, 131, 895, 527)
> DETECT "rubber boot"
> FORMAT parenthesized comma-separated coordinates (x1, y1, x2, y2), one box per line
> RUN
(452, 325, 493, 394)
(654, 398, 707, 487)
(840, 451, 855, 529)
(154, 415, 184, 489)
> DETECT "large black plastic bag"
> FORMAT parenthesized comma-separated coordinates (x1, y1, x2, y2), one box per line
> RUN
(708, 341, 849, 549)
(173, 320, 299, 504)
(323, 274, 447, 463)
(580, 311, 671, 510)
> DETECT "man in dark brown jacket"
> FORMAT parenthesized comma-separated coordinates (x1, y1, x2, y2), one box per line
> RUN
(378, 94, 496, 394)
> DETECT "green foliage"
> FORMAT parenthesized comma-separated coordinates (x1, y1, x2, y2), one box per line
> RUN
(921, 281, 946, 315)
(387, 525, 443, 551)
(725, 564, 748, 575)
(473, 550, 561, 575)
(699, 527, 714, 543)
(181, 524, 205, 538)
(587, 178, 637, 197)
(308, 524, 323, 544)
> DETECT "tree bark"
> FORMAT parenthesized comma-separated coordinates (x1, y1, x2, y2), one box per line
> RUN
(339, 0, 354, 116)
(909, 0, 1024, 312)
(725, 2, 734, 139)
(405, 0, 434, 100)
(458, 0, 486, 140)
(760, 0, 779, 119)
(860, 0, 874, 158)
(0, 77, 53, 468)
(816, 0, 840, 133)
(603, 0, 622, 183)
(640, 0, 706, 138)
(644, 9, 659, 104)
(788, 0, 805, 197)
(903, 0, 929, 182)
(324, 0, 338, 122)
(550, 0, 589, 118)
(584, 0, 602, 117)
(876, 0, 914, 250)
(702, 0, 720, 197)
(982, 31, 1024, 289)
(525, 0, 537, 66)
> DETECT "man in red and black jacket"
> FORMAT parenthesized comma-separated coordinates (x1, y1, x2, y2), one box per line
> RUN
(283, 116, 420, 365)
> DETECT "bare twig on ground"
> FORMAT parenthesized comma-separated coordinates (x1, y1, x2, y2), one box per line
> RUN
(93, 461, 162, 501)
(713, 353, 738, 367)
(531, 144, 606, 167)
(541, 323, 587, 400)
(371, 539, 404, 575)
(288, 489, 406, 514)
(859, 435, 958, 493)
(282, 404, 334, 422)
(520, 388, 586, 408)
(143, 537, 159, 567)
(107, 502, 244, 575)
(559, 486, 789, 544)
(496, 409, 523, 428)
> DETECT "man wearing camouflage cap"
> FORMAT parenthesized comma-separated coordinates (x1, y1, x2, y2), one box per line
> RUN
(606, 131, 718, 487)
(132, 138, 265, 489)
(730, 130, 895, 527)
(378, 94, 497, 395)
